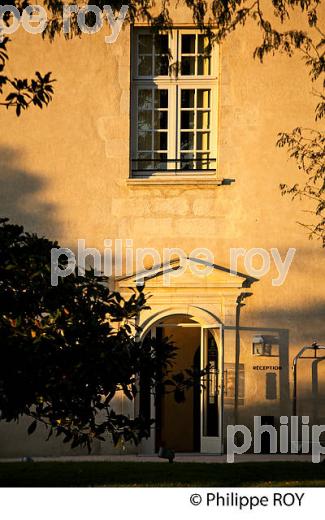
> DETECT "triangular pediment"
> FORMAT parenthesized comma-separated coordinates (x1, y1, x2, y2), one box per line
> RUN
(116, 257, 257, 290)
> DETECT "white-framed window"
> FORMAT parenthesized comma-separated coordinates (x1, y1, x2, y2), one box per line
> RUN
(131, 28, 219, 177)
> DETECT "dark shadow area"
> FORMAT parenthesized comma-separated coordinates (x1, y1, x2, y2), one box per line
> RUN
(312, 357, 325, 422)
(245, 304, 325, 346)
(0, 146, 60, 239)
(2, 460, 325, 487)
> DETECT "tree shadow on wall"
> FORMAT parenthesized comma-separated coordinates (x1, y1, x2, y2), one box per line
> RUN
(0, 146, 61, 239)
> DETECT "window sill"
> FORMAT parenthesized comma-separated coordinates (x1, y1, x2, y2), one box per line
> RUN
(127, 175, 234, 187)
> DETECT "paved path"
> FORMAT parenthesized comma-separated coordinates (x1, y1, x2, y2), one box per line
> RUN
(0, 454, 318, 463)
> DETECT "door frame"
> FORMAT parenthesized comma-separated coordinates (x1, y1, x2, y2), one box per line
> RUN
(200, 324, 224, 454)
(139, 320, 224, 454)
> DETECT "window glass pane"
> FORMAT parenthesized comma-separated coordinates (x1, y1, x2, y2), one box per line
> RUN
(138, 111, 152, 131)
(138, 90, 152, 110)
(181, 56, 195, 75)
(138, 34, 153, 54)
(198, 35, 210, 54)
(181, 131, 194, 150)
(154, 54, 169, 76)
(180, 34, 212, 76)
(138, 131, 152, 150)
(154, 111, 168, 129)
(181, 111, 194, 129)
(138, 152, 153, 170)
(181, 90, 195, 108)
(136, 87, 169, 170)
(182, 34, 195, 53)
(197, 132, 210, 151)
(155, 89, 168, 108)
(198, 56, 211, 75)
(154, 152, 168, 170)
(197, 89, 210, 108)
(138, 55, 152, 76)
(197, 152, 210, 170)
(180, 153, 194, 170)
(197, 111, 210, 129)
(154, 132, 168, 150)
(203, 332, 219, 436)
(155, 34, 169, 54)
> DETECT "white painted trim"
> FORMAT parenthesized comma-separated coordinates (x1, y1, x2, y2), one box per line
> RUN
(138, 309, 225, 455)
(200, 324, 224, 454)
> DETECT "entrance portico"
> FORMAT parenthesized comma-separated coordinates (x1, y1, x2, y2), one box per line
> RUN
(115, 258, 256, 454)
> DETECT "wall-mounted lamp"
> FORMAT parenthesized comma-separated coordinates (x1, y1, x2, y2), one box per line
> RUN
(252, 335, 272, 356)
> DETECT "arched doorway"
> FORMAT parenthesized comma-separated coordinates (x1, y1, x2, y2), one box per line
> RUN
(115, 258, 257, 454)
(139, 312, 223, 454)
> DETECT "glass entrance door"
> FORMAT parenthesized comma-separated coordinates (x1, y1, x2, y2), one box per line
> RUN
(200, 325, 223, 453)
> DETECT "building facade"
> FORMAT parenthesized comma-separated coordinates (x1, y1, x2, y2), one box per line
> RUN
(0, 3, 324, 457)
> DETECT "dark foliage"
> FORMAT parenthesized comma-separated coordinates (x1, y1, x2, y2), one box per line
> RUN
(0, 218, 208, 451)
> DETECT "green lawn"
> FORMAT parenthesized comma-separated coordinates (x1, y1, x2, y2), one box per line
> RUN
(0, 461, 325, 487)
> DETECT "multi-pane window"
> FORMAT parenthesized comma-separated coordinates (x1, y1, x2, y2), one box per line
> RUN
(131, 29, 218, 176)
(180, 88, 211, 170)
(138, 34, 169, 77)
(180, 33, 211, 76)
(137, 88, 168, 170)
